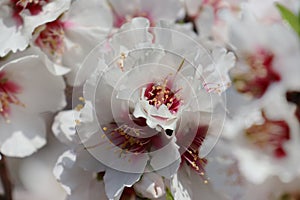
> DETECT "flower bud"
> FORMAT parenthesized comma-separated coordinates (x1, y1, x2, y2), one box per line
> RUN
(133, 172, 165, 199)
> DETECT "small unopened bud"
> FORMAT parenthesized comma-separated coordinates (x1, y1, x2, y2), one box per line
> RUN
(133, 172, 165, 199)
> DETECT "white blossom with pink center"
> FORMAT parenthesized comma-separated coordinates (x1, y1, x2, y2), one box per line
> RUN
(28, 0, 112, 85)
(52, 17, 234, 199)
(32, 0, 113, 84)
(0, 55, 66, 157)
(0, 0, 70, 57)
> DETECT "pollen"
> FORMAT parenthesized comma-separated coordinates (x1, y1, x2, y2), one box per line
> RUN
(117, 52, 127, 71)
(78, 97, 85, 102)
(75, 104, 84, 111)
(143, 80, 182, 114)
(104, 124, 150, 155)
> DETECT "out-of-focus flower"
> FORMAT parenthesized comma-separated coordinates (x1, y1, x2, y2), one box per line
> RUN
(0, 55, 66, 157)
(229, 16, 300, 98)
(225, 87, 300, 183)
(32, 0, 113, 84)
(0, 0, 70, 57)
(215, 6, 300, 188)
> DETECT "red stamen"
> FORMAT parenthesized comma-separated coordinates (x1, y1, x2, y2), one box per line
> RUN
(233, 49, 281, 98)
(0, 71, 24, 119)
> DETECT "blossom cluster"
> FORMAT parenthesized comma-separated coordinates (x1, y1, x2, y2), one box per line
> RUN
(0, 0, 300, 200)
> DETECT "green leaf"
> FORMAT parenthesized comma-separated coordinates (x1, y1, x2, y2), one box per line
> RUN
(166, 187, 174, 200)
(276, 3, 300, 37)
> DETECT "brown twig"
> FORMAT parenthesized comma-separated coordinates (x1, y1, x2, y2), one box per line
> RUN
(0, 154, 13, 200)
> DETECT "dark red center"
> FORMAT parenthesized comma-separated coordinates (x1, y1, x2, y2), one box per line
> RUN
(102, 123, 151, 154)
(245, 112, 290, 158)
(0, 71, 23, 119)
(144, 83, 181, 114)
(34, 19, 65, 57)
(11, 0, 49, 25)
(233, 49, 281, 98)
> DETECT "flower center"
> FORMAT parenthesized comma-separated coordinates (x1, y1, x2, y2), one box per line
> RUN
(245, 112, 290, 158)
(102, 123, 151, 154)
(11, 0, 49, 25)
(144, 82, 181, 114)
(0, 71, 24, 122)
(232, 49, 281, 98)
(34, 19, 65, 59)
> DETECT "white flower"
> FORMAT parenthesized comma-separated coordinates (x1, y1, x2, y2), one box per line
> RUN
(223, 86, 300, 183)
(221, 11, 300, 185)
(0, 55, 66, 157)
(32, 0, 113, 84)
(53, 17, 233, 199)
(229, 14, 300, 98)
(0, 0, 71, 57)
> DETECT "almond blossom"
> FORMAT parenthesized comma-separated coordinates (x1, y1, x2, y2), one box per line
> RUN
(0, 0, 70, 57)
(0, 55, 66, 157)
(31, 0, 113, 84)
(51, 17, 235, 199)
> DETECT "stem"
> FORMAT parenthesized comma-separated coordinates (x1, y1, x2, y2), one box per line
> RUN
(0, 154, 13, 200)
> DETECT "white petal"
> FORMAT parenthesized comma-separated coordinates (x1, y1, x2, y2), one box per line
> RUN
(21, 0, 71, 36)
(150, 138, 181, 178)
(54, 150, 92, 195)
(195, 6, 214, 38)
(75, 149, 106, 172)
(0, 10, 28, 56)
(62, 0, 112, 84)
(0, 107, 46, 157)
(52, 110, 80, 146)
(2, 55, 66, 113)
(171, 164, 227, 200)
(140, 0, 183, 22)
(103, 168, 142, 200)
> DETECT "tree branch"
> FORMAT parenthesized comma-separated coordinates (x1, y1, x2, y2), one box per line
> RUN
(0, 154, 12, 200)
